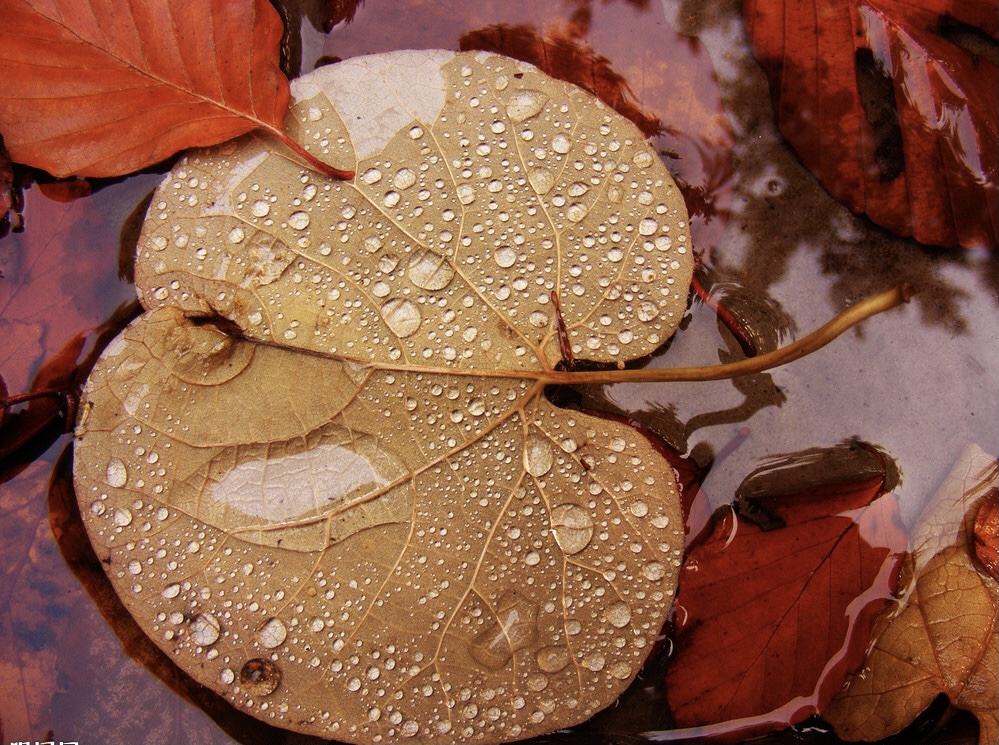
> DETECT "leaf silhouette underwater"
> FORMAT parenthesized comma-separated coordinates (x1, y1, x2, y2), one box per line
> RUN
(70, 50, 911, 743)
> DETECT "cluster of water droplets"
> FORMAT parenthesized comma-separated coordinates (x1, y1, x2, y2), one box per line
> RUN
(134, 51, 691, 373)
(79, 373, 682, 742)
(78, 50, 692, 744)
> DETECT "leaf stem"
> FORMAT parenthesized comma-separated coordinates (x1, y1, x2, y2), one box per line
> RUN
(270, 128, 355, 181)
(538, 284, 915, 385)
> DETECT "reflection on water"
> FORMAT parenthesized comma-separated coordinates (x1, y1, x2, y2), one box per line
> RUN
(0, 0, 995, 744)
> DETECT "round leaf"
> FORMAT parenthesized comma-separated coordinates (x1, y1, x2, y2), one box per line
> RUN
(73, 50, 692, 743)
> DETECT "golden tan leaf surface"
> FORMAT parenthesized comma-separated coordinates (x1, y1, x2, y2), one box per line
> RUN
(72, 50, 693, 744)
(824, 443, 999, 743)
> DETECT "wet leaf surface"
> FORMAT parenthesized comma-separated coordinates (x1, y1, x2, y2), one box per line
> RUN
(0, 2, 996, 744)
(742, 0, 999, 249)
(824, 444, 999, 744)
(319, 0, 734, 254)
(664, 442, 907, 740)
(73, 50, 693, 744)
(46, 446, 325, 745)
(0, 0, 345, 178)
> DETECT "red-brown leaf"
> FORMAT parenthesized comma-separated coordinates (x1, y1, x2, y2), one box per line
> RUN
(0, 0, 292, 178)
(743, 0, 998, 249)
(974, 486, 998, 580)
(665, 454, 907, 739)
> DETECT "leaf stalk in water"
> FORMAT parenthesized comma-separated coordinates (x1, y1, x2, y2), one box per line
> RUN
(542, 284, 915, 385)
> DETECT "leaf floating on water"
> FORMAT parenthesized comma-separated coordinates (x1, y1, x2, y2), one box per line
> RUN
(824, 444, 999, 744)
(743, 0, 999, 249)
(73, 50, 693, 744)
(664, 442, 907, 740)
(0, 0, 350, 179)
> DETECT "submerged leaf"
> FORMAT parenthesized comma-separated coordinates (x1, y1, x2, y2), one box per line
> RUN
(824, 444, 999, 744)
(743, 0, 998, 249)
(664, 442, 906, 739)
(73, 50, 694, 743)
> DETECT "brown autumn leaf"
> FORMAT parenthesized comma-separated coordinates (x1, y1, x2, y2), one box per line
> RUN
(973, 488, 998, 580)
(823, 443, 999, 743)
(0, 0, 349, 179)
(742, 0, 999, 249)
(72, 50, 694, 744)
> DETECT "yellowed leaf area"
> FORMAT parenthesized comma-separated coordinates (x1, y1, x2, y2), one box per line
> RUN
(825, 444, 999, 743)
(72, 50, 692, 743)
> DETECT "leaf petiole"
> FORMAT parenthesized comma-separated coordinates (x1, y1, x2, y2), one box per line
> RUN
(533, 284, 915, 385)
(271, 128, 355, 181)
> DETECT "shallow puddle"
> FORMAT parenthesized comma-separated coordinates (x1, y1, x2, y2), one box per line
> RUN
(0, 1, 995, 744)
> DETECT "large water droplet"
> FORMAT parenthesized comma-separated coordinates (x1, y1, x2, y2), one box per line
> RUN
(633, 151, 655, 168)
(494, 245, 517, 268)
(550, 503, 594, 555)
(457, 183, 475, 204)
(408, 250, 455, 290)
(630, 500, 649, 517)
(639, 217, 658, 236)
(552, 133, 572, 154)
(113, 507, 132, 526)
(361, 168, 382, 184)
(506, 89, 548, 122)
(251, 200, 270, 217)
(288, 211, 310, 230)
(642, 561, 667, 581)
(106, 458, 127, 488)
(190, 613, 221, 646)
(637, 300, 660, 322)
(566, 203, 588, 222)
(528, 168, 554, 195)
(393, 167, 417, 190)
(526, 672, 549, 692)
(604, 601, 632, 628)
(239, 658, 281, 696)
(535, 645, 571, 673)
(469, 591, 539, 670)
(610, 661, 632, 680)
(524, 435, 554, 476)
(380, 298, 422, 338)
(255, 617, 288, 649)
(582, 651, 606, 672)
